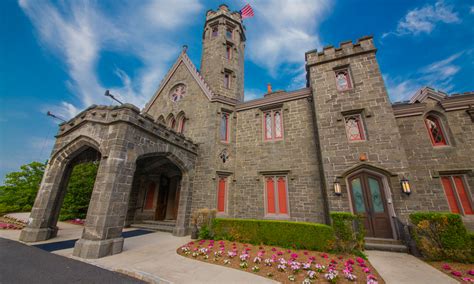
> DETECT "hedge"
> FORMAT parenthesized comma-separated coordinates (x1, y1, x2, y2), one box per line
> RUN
(409, 212, 473, 263)
(330, 212, 365, 252)
(212, 218, 335, 252)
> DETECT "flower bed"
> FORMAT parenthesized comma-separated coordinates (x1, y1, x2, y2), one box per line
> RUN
(430, 261, 474, 283)
(0, 215, 26, 230)
(65, 219, 85, 225)
(177, 239, 384, 283)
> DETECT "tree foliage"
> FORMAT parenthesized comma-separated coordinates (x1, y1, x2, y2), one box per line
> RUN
(59, 162, 98, 220)
(0, 161, 46, 215)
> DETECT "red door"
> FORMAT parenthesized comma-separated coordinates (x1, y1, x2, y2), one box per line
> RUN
(349, 173, 393, 238)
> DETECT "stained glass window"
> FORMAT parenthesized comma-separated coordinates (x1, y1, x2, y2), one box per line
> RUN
(425, 116, 447, 146)
(264, 110, 283, 141)
(351, 178, 365, 213)
(220, 113, 229, 142)
(170, 84, 186, 102)
(345, 114, 365, 141)
(368, 178, 384, 213)
(335, 70, 352, 91)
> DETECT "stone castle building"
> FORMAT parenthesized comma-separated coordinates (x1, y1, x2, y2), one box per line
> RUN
(20, 5, 474, 258)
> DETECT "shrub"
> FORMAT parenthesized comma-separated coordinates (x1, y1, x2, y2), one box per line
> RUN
(409, 212, 473, 263)
(330, 212, 365, 252)
(212, 218, 335, 251)
(191, 208, 216, 239)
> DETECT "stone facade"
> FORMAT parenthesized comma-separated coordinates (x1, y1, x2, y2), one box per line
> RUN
(21, 4, 474, 258)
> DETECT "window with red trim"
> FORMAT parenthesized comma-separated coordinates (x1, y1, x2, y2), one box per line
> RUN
(263, 109, 283, 141)
(344, 114, 366, 141)
(217, 177, 227, 213)
(441, 176, 473, 215)
(335, 69, 352, 91)
(226, 45, 232, 60)
(224, 72, 231, 89)
(220, 112, 229, 142)
(265, 176, 289, 216)
(178, 116, 186, 134)
(425, 115, 447, 146)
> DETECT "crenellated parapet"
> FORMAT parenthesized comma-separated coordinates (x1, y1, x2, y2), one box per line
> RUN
(205, 4, 242, 24)
(57, 104, 198, 153)
(305, 36, 376, 66)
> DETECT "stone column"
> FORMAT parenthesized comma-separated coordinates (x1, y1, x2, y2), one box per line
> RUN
(20, 161, 69, 242)
(173, 172, 193, 236)
(73, 148, 135, 259)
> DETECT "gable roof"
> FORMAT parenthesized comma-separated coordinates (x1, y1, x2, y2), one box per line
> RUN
(143, 49, 215, 113)
(409, 86, 447, 103)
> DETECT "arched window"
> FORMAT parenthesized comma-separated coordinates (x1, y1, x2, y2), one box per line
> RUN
(176, 112, 186, 134)
(157, 115, 165, 125)
(167, 114, 176, 130)
(335, 69, 352, 91)
(425, 115, 447, 146)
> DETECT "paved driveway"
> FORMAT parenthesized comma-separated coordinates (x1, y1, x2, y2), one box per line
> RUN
(0, 237, 145, 284)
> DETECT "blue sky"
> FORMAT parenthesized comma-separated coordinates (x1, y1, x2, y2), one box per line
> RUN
(0, 0, 473, 183)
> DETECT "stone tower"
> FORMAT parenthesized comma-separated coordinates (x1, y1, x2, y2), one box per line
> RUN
(200, 4, 245, 102)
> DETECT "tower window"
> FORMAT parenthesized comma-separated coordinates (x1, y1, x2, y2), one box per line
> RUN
(226, 27, 233, 39)
(220, 112, 229, 142)
(226, 45, 232, 60)
(425, 115, 447, 146)
(212, 26, 218, 38)
(224, 72, 231, 89)
(263, 109, 283, 141)
(335, 69, 352, 91)
(344, 114, 366, 141)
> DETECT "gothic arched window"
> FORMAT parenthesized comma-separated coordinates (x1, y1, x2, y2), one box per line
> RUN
(170, 84, 186, 102)
(335, 69, 352, 91)
(344, 114, 366, 141)
(425, 115, 447, 146)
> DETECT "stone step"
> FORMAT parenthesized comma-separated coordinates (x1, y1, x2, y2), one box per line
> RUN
(130, 223, 174, 233)
(142, 220, 176, 227)
(365, 237, 403, 245)
(365, 242, 408, 253)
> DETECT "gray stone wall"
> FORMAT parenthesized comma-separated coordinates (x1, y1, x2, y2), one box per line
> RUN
(396, 99, 474, 220)
(306, 37, 411, 221)
(233, 99, 326, 223)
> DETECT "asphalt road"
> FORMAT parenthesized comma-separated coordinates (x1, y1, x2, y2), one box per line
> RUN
(0, 237, 145, 284)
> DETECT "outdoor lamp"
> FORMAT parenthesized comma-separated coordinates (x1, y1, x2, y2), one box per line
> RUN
(401, 177, 411, 195)
(334, 181, 342, 196)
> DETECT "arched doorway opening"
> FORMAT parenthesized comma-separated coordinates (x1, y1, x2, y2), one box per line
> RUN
(346, 170, 394, 239)
(127, 155, 182, 230)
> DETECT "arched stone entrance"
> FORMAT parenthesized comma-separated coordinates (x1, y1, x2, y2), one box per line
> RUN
(20, 104, 198, 258)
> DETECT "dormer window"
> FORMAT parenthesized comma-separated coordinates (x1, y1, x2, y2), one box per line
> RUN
(425, 115, 447, 146)
(335, 69, 352, 91)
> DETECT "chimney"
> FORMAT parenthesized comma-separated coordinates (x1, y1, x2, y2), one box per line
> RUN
(267, 83, 272, 93)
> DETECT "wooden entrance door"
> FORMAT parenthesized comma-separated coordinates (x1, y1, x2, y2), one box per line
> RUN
(155, 176, 170, 220)
(348, 173, 393, 238)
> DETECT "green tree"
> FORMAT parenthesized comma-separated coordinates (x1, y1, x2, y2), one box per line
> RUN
(59, 162, 98, 220)
(0, 161, 46, 215)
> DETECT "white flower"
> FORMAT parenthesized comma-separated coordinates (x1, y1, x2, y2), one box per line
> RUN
(307, 270, 317, 279)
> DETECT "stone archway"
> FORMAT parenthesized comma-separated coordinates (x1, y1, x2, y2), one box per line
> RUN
(20, 104, 198, 259)
(20, 136, 102, 242)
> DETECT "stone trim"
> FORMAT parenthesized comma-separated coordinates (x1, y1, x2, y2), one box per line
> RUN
(392, 103, 426, 118)
(392, 92, 474, 117)
(409, 86, 447, 104)
(236, 88, 312, 111)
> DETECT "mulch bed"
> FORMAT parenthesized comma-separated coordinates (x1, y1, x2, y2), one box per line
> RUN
(177, 239, 384, 283)
(0, 215, 26, 230)
(429, 261, 474, 283)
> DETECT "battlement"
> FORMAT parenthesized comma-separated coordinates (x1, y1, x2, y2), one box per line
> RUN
(206, 4, 242, 23)
(305, 36, 376, 66)
(58, 104, 198, 153)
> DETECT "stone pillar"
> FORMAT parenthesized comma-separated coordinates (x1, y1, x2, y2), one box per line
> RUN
(173, 172, 193, 236)
(20, 161, 69, 242)
(73, 149, 135, 259)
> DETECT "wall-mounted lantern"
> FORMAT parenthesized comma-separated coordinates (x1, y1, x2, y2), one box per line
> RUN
(334, 181, 342, 196)
(401, 177, 411, 195)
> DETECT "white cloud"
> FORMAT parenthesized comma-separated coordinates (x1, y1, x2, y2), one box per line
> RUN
(383, 1, 460, 38)
(470, 6, 474, 14)
(385, 51, 463, 102)
(246, 0, 331, 76)
(19, 0, 203, 119)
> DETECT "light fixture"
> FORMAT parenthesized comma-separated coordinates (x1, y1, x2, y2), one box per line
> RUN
(334, 181, 342, 196)
(401, 177, 411, 195)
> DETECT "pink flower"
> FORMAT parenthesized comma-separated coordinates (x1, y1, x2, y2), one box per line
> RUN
(468, 270, 474, 276)
(257, 251, 265, 257)
(451, 271, 462, 277)
(320, 253, 328, 259)
(290, 253, 298, 260)
(347, 258, 355, 265)
(356, 257, 365, 264)
(271, 247, 277, 252)
(277, 251, 283, 256)
(442, 264, 452, 270)
(363, 267, 371, 273)
(330, 259, 337, 264)
(303, 251, 309, 255)
(462, 278, 473, 282)
(338, 255, 343, 260)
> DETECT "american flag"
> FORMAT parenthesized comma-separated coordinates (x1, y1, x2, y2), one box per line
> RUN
(240, 4, 254, 19)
